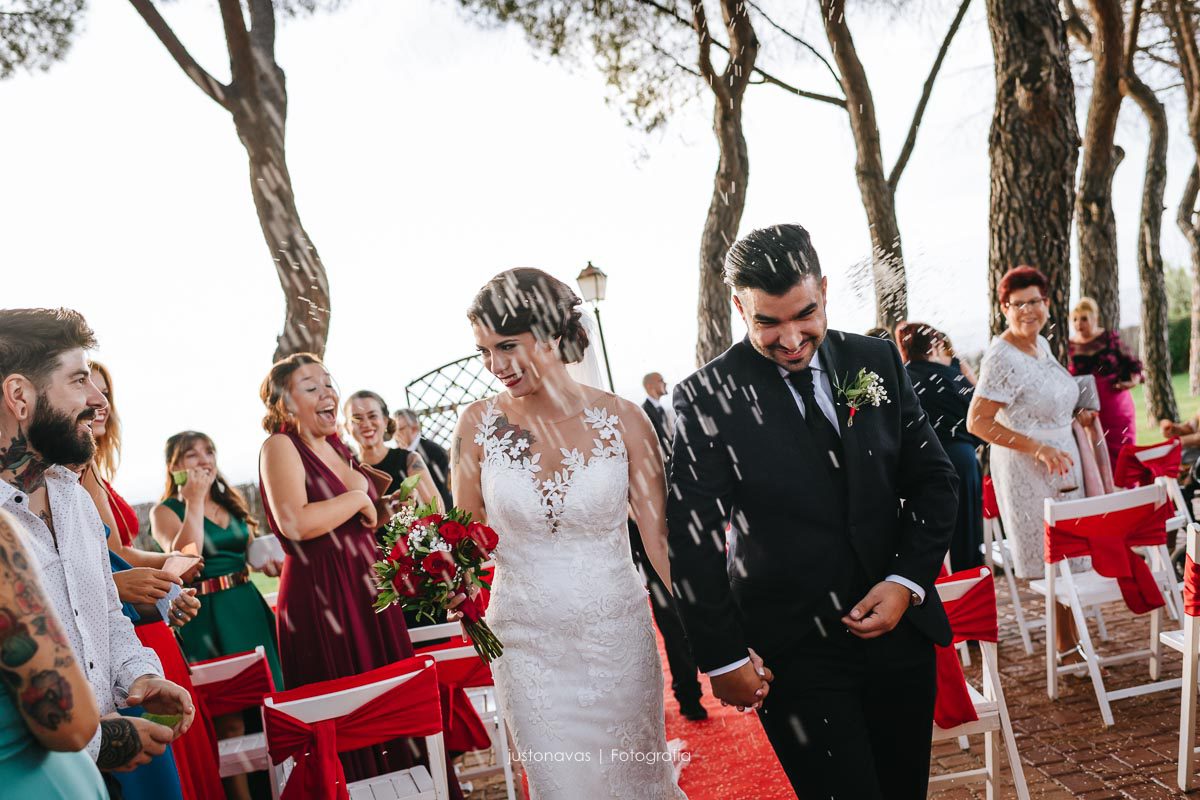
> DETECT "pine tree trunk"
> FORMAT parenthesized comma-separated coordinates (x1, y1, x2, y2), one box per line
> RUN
(1075, 0, 1125, 330)
(696, 102, 750, 365)
(693, 0, 757, 366)
(1128, 98, 1173, 419)
(819, 0, 907, 329)
(984, 0, 1079, 364)
(1181, 169, 1200, 396)
(1122, 29, 1176, 422)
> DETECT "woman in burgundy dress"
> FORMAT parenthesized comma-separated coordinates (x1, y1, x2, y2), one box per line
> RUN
(257, 354, 460, 794)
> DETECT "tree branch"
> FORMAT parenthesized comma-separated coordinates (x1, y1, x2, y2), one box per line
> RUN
(633, 0, 842, 108)
(887, 0, 972, 190)
(1179, 164, 1199, 241)
(1062, 0, 1094, 47)
(217, 0, 258, 101)
(719, 0, 758, 99)
(125, 0, 230, 109)
(749, 72, 846, 106)
(1122, 0, 1142, 77)
(688, 0, 726, 104)
(745, 0, 843, 92)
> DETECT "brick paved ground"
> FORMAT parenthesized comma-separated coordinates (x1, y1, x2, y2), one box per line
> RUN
(930, 580, 1192, 799)
(466, 577, 1196, 799)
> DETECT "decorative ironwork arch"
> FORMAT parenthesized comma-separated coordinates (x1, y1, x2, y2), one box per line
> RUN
(404, 354, 501, 449)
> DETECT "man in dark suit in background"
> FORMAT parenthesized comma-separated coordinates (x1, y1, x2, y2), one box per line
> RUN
(667, 224, 958, 799)
(642, 372, 675, 458)
(630, 370, 706, 720)
(393, 409, 452, 509)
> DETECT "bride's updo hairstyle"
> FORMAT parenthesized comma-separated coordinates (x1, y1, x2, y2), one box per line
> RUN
(467, 268, 590, 364)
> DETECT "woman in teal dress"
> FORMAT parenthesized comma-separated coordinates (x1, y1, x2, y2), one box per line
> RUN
(151, 432, 283, 800)
(0, 511, 106, 799)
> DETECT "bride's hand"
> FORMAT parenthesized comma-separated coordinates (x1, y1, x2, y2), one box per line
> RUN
(444, 584, 481, 622)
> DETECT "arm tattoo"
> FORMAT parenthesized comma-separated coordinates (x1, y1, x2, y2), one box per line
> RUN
(97, 718, 142, 771)
(19, 669, 73, 729)
(451, 435, 462, 470)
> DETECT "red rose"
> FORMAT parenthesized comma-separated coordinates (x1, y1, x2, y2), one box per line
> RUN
(414, 514, 444, 529)
(467, 522, 499, 554)
(439, 521, 467, 546)
(421, 551, 457, 582)
(388, 537, 410, 563)
(392, 569, 421, 597)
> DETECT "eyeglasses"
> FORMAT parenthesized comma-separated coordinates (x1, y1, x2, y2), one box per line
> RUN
(1004, 297, 1047, 312)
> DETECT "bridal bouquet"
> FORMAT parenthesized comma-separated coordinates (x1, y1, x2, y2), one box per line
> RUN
(372, 480, 503, 662)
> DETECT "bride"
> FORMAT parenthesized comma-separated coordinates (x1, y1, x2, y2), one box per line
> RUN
(449, 268, 687, 799)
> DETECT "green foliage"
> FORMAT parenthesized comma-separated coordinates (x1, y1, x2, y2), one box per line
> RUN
(0, 0, 86, 79)
(455, 0, 701, 132)
(1170, 316, 1191, 376)
(1167, 264, 1192, 322)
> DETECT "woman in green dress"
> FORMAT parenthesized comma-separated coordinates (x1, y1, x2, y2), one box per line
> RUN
(0, 511, 106, 799)
(150, 432, 284, 800)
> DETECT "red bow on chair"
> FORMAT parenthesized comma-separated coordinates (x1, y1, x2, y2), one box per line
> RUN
(1184, 556, 1200, 618)
(415, 637, 493, 752)
(263, 658, 442, 800)
(193, 657, 274, 719)
(1113, 441, 1181, 489)
(1044, 501, 1174, 614)
(933, 567, 1000, 730)
(982, 476, 1000, 521)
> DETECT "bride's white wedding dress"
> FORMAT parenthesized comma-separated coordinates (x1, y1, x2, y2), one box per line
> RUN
(477, 398, 687, 800)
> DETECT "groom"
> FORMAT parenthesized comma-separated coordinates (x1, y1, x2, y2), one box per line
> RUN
(666, 224, 958, 799)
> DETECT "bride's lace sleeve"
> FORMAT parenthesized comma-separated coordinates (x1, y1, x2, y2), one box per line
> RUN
(975, 343, 1019, 406)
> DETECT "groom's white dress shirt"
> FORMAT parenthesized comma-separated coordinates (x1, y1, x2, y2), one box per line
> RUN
(0, 467, 163, 758)
(705, 351, 925, 677)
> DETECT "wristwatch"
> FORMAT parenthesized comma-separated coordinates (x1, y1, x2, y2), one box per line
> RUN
(909, 590, 921, 607)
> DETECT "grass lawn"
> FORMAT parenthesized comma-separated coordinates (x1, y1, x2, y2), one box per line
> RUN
(250, 570, 279, 596)
(1131, 372, 1199, 443)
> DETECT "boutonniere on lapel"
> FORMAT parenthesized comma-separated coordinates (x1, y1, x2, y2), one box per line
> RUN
(832, 368, 890, 426)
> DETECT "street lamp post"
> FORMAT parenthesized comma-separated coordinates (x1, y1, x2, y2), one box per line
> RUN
(575, 261, 615, 392)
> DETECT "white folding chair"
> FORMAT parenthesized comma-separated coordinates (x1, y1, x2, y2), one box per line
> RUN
(929, 568, 1030, 800)
(189, 646, 274, 778)
(1035, 480, 1183, 727)
(982, 483, 1038, 655)
(410, 621, 517, 800)
(264, 657, 449, 800)
(1159, 523, 1200, 790)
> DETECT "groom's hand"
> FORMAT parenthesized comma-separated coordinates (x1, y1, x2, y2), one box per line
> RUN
(711, 651, 773, 711)
(842, 581, 912, 640)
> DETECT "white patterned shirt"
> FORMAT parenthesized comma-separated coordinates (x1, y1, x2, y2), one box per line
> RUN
(0, 467, 162, 760)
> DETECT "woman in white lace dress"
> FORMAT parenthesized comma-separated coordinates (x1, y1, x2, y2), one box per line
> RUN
(449, 268, 687, 800)
(968, 266, 1095, 657)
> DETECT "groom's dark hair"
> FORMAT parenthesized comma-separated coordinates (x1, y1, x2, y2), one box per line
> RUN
(724, 224, 822, 296)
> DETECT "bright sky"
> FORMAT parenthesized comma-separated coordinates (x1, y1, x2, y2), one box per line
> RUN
(1, 0, 1194, 503)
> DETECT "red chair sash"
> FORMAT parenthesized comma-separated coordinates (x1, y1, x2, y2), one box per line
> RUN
(192, 656, 274, 719)
(1185, 555, 1200, 618)
(1113, 440, 1181, 489)
(932, 568, 999, 730)
(415, 638, 493, 752)
(982, 476, 1000, 520)
(1044, 500, 1173, 614)
(263, 657, 442, 800)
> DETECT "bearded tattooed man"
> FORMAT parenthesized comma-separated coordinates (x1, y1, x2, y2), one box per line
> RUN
(0, 309, 195, 791)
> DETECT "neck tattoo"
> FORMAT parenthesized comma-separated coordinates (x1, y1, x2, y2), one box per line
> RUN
(0, 431, 51, 495)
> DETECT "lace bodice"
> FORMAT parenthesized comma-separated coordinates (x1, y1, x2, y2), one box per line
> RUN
(477, 399, 629, 539)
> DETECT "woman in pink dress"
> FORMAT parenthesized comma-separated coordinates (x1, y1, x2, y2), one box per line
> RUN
(1069, 297, 1143, 464)
(257, 354, 460, 796)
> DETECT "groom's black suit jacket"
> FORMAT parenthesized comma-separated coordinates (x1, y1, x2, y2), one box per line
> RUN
(666, 331, 958, 671)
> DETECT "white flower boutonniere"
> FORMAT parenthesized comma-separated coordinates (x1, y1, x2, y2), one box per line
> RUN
(833, 368, 890, 426)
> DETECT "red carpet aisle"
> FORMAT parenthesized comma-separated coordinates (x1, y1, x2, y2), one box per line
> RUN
(657, 628, 797, 800)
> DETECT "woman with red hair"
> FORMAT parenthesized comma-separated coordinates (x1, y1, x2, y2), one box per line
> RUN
(968, 267, 1095, 659)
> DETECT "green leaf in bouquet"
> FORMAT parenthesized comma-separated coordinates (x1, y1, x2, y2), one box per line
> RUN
(395, 473, 423, 502)
(142, 712, 182, 729)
